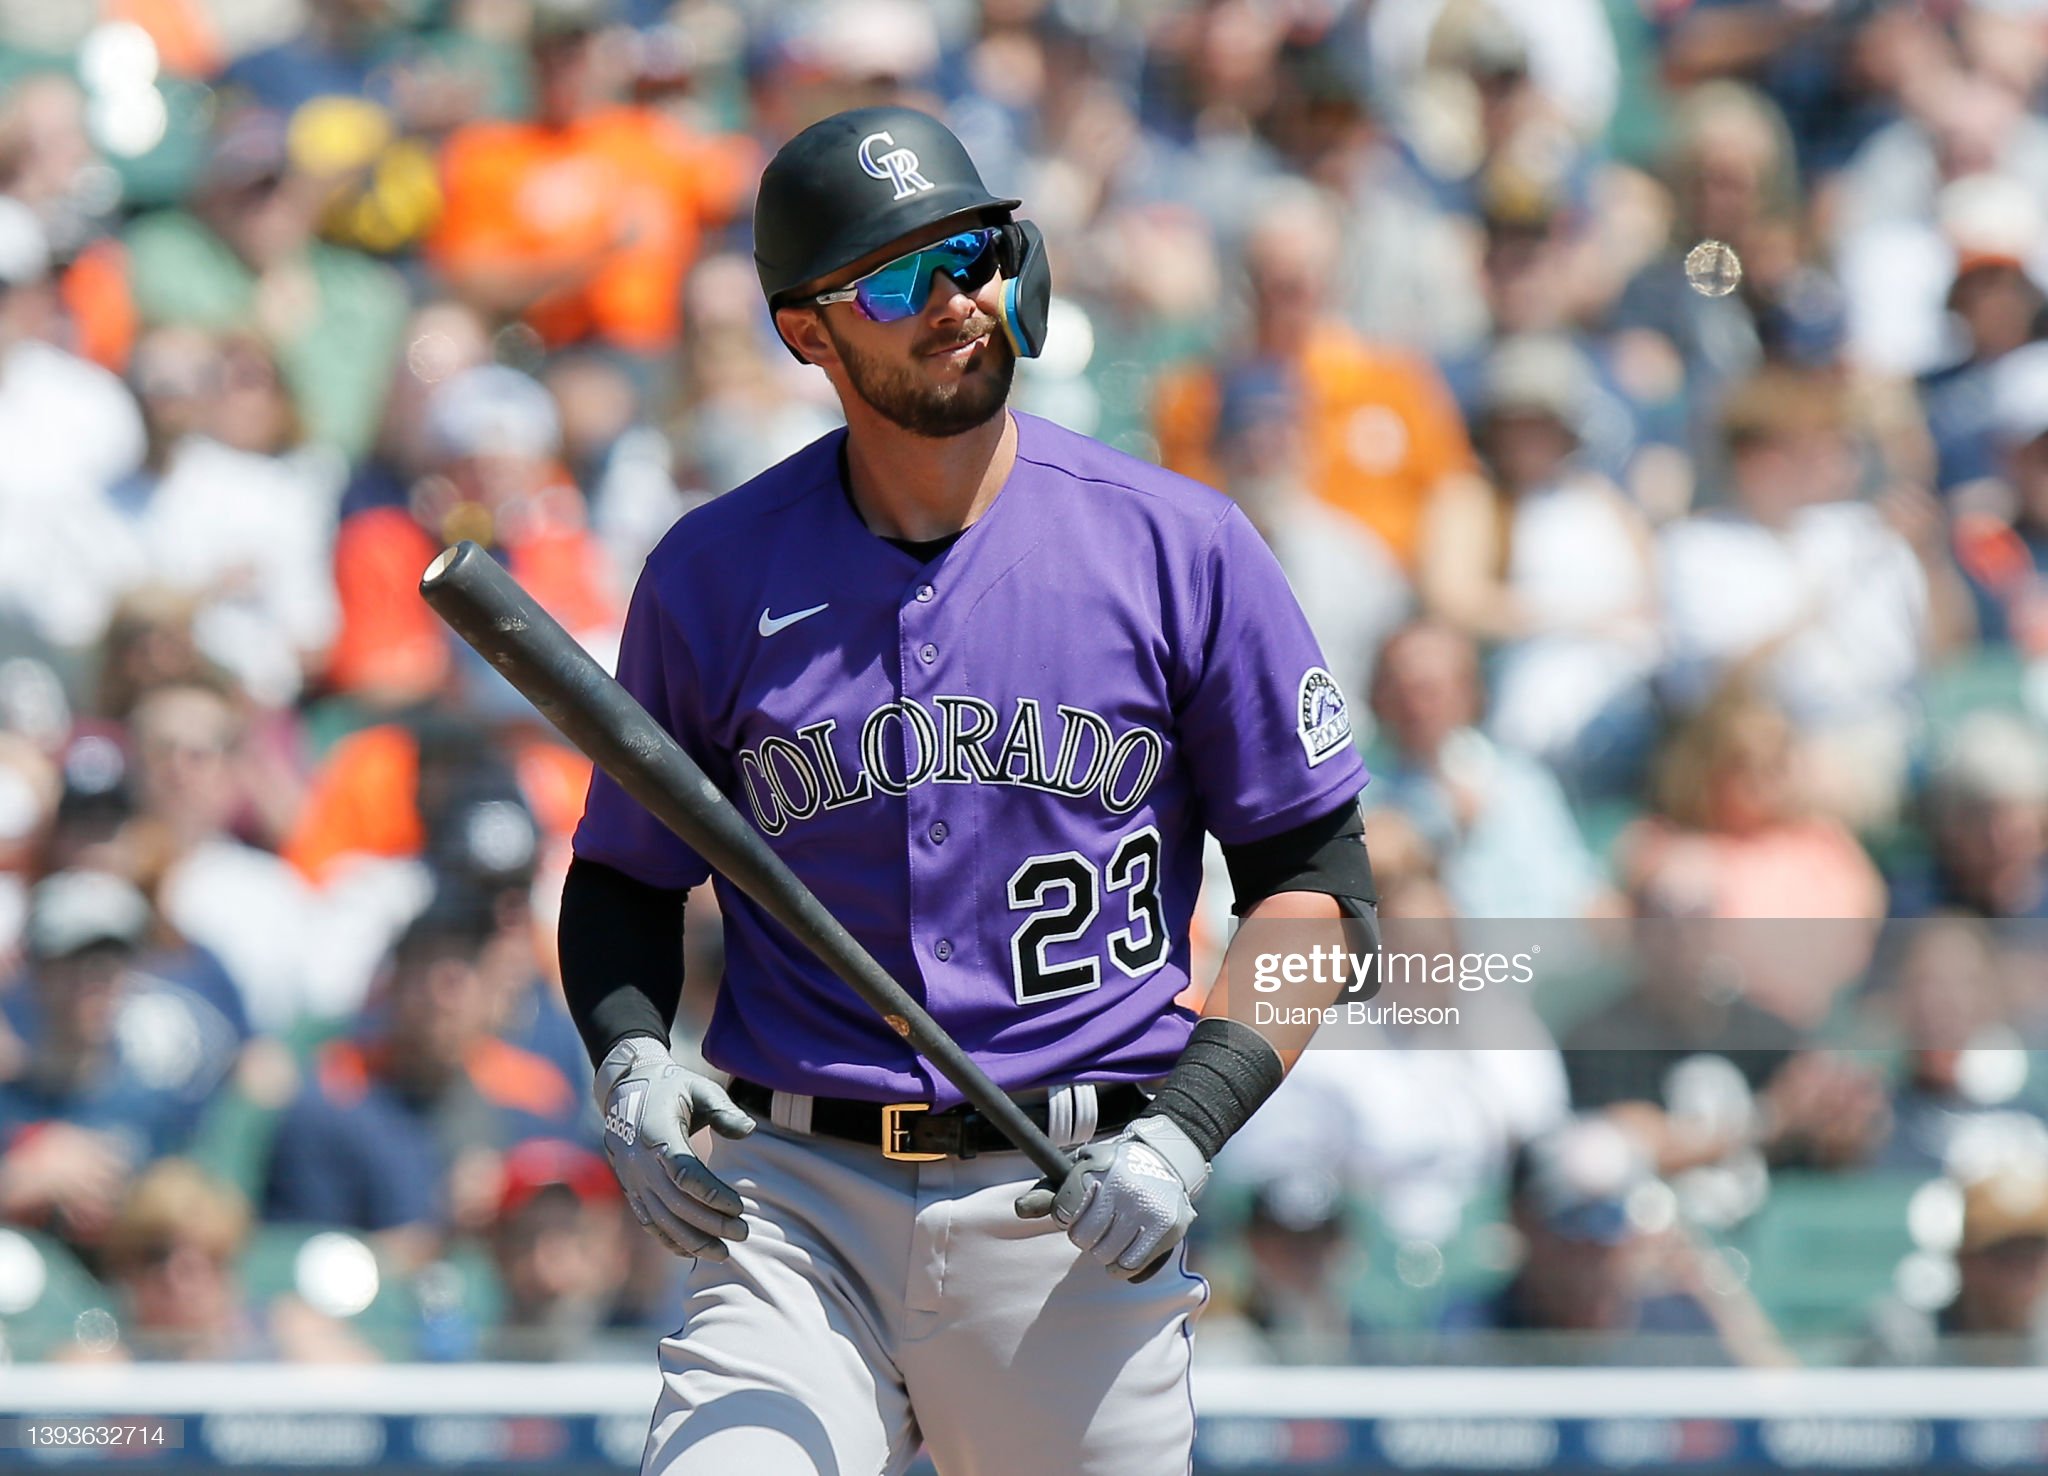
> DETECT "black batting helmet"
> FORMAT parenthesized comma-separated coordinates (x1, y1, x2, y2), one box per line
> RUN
(753, 106, 1021, 309)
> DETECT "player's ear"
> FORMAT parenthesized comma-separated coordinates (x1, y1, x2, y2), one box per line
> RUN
(775, 305, 837, 369)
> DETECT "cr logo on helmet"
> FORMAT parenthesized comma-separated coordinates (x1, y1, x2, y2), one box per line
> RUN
(858, 131, 935, 200)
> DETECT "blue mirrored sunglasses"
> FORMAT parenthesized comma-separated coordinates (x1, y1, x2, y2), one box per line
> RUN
(810, 228, 1002, 323)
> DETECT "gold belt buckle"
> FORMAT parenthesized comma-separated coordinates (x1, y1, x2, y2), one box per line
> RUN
(881, 1103, 945, 1161)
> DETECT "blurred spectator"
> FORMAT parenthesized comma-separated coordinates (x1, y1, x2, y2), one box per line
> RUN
(1862, 1161, 2048, 1366)
(1441, 168, 1671, 499)
(86, 591, 306, 857)
(0, 73, 133, 373)
(1873, 916, 2044, 1177)
(113, 326, 340, 706)
(1367, 620, 1609, 919)
(284, 701, 591, 921)
(1911, 177, 2047, 495)
(1441, 1115, 1790, 1366)
(1356, 805, 1439, 903)
(129, 680, 322, 1034)
(1608, 82, 1801, 451)
(1893, 712, 2048, 920)
(1658, 369, 1957, 828)
(1126, 0, 1296, 247)
(1261, 25, 1487, 355)
(1420, 334, 1659, 792)
(343, 302, 493, 522)
(545, 345, 689, 586)
(1657, 0, 1947, 179)
(123, 105, 409, 461)
(1844, 142, 2048, 386)
(1193, 1169, 1371, 1367)
(670, 250, 839, 497)
(1333, 873, 1569, 1242)
(1834, 62, 2048, 274)
(424, 767, 588, 1097)
(751, 0, 943, 143)
(1620, 682, 1884, 1025)
(223, 0, 393, 113)
(221, 0, 488, 134)
(482, 1137, 631, 1361)
(428, 0, 752, 367)
(1368, 0, 1620, 151)
(0, 196, 147, 652)
(262, 887, 582, 1262)
(100, 1158, 373, 1361)
(1154, 183, 1483, 568)
(0, 871, 247, 1244)
(1567, 840, 1889, 1180)
(1953, 342, 2048, 655)
(325, 363, 618, 708)
(1210, 359, 1409, 703)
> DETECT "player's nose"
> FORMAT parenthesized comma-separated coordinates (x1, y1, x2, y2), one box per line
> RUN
(922, 266, 1000, 329)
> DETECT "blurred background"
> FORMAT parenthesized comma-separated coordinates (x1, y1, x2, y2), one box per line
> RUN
(5, 0, 2048, 1468)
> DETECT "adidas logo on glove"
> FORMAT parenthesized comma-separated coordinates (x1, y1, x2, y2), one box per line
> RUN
(606, 1085, 646, 1148)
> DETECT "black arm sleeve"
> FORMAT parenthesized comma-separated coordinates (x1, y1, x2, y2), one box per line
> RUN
(1220, 799, 1377, 917)
(558, 856, 689, 1070)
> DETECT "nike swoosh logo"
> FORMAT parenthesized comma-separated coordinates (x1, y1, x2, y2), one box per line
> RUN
(758, 602, 829, 637)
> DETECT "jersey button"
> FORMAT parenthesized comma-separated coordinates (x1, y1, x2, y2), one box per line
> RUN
(918, 643, 938, 664)
(915, 584, 935, 602)
(928, 821, 948, 844)
(934, 939, 953, 961)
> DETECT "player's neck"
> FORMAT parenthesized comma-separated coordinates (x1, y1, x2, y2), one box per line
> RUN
(841, 410, 1018, 544)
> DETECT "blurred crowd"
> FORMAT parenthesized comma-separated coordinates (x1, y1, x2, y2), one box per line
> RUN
(3, 0, 2048, 1370)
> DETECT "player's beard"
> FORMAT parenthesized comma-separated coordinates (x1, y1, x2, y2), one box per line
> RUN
(826, 312, 1015, 439)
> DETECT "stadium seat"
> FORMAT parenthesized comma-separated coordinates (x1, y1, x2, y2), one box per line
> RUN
(1732, 1171, 1931, 1342)
(1355, 1188, 1515, 1332)
(0, 1226, 117, 1361)
(1918, 648, 2029, 739)
(241, 1224, 422, 1358)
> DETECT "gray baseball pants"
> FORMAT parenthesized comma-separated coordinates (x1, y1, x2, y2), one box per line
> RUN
(638, 1086, 1207, 1476)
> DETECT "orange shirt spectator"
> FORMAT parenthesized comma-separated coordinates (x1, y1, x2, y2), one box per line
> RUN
(1621, 685, 1885, 1028)
(1157, 187, 1480, 567)
(286, 724, 591, 886)
(430, 106, 751, 355)
(325, 500, 616, 704)
(1155, 330, 1476, 569)
(323, 364, 620, 708)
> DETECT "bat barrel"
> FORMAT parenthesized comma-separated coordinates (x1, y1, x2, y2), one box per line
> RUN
(420, 542, 1074, 1181)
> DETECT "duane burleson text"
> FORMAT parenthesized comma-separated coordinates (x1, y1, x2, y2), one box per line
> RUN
(1249, 945, 1538, 994)
(1254, 999, 1463, 1027)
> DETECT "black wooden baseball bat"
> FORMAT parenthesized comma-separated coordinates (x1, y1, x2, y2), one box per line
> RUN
(419, 541, 1074, 1181)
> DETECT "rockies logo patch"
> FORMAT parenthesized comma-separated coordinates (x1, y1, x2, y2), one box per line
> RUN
(1296, 667, 1352, 767)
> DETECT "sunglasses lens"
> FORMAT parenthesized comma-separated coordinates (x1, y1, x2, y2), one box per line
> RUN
(855, 230, 999, 322)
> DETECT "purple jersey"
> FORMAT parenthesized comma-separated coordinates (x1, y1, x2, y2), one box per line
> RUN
(572, 413, 1367, 1104)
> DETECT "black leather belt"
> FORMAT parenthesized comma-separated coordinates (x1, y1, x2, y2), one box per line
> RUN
(728, 1080, 1151, 1161)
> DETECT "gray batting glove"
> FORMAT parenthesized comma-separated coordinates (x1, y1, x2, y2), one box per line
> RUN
(596, 1037, 756, 1261)
(1014, 1116, 1211, 1280)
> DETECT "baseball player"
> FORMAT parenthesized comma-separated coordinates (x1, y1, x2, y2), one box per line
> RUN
(557, 106, 1379, 1475)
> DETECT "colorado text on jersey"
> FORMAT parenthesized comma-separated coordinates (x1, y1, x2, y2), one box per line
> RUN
(733, 695, 1165, 836)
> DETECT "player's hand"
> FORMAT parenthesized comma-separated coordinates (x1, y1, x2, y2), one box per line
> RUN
(1014, 1116, 1210, 1280)
(596, 1037, 756, 1261)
